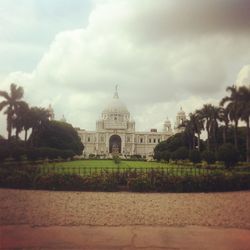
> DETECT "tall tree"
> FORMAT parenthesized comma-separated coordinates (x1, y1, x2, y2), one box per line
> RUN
(197, 104, 213, 151)
(193, 111, 204, 151)
(197, 104, 220, 151)
(220, 85, 242, 150)
(28, 107, 50, 146)
(12, 102, 29, 140)
(31, 120, 84, 155)
(219, 107, 230, 144)
(182, 118, 194, 151)
(238, 86, 250, 162)
(0, 83, 26, 140)
(210, 105, 221, 152)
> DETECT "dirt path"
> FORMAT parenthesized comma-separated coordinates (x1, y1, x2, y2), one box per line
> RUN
(1, 189, 250, 228)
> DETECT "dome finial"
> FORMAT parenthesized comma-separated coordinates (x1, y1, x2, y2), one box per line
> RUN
(113, 84, 119, 99)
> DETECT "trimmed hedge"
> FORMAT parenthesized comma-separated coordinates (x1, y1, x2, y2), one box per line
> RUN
(0, 166, 250, 192)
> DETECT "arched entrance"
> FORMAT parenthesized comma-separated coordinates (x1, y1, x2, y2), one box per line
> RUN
(109, 135, 121, 154)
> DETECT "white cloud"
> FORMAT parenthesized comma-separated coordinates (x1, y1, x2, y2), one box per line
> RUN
(1, 0, 250, 137)
(236, 65, 250, 87)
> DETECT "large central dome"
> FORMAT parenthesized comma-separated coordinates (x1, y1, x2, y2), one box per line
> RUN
(96, 86, 134, 131)
(102, 86, 129, 115)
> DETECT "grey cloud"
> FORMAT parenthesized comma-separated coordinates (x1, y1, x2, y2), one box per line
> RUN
(1, 0, 250, 134)
(128, 0, 250, 42)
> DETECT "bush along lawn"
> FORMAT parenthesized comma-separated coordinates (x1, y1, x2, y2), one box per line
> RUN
(0, 165, 250, 192)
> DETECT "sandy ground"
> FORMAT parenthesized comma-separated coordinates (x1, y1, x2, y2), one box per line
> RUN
(0, 189, 250, 228)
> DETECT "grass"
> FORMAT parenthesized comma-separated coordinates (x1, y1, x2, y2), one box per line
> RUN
(47, 159, 173, 168)
(40, 159, 214, 176)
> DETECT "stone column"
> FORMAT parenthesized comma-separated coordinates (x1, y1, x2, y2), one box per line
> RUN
(132, 134, 135, 155)
(106, 132, 109, 155)
(121, 133, 125, 156)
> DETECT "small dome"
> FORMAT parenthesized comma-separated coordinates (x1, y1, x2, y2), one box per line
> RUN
(48, 104, 55, 120)
(165, 117, 171, 123)
(60, 115, 66, 123)
(177, 107, 185, 116)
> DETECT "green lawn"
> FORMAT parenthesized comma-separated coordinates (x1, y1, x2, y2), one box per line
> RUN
(46, 159, 193, 169)
(41, 160, 213, 176)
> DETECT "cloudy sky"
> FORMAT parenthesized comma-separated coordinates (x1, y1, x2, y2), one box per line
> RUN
(0, 0, 250, 137)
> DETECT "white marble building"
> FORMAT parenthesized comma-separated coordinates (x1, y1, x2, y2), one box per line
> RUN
(76, 87, 186, 159)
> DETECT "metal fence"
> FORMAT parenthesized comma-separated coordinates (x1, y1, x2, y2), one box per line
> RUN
(40, 166, 216, 177)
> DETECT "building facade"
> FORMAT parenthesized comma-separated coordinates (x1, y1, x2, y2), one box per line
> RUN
(76, 87, 186, 159)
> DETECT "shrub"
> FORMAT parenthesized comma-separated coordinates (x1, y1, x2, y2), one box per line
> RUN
(46, 148, 61, 160)
(99, 173, 118, 191)
(0, 170, 32, 188)
(10, 147, 26, 161)
(1, 165, 250, 192)
(172, 147, 189, 161)
(153, 151, 162, 161)
(27, 147, 71, 161)
(60, 150, 75, 160)
(113, 155, 121, 165)
(128, 175, 152, 192)
(26, 148, 41, 161)
(34, 172, 119, 191)
(202, 150, 216, 164)
(162, 150, 171, 162)
(0, 146, 9, 162)
(89, 153, 95, 159)
(130, 154, 143, 161)
(189, 150, 201, 164)
(217, 143, 239, 168)
(34, 173, 84, 191)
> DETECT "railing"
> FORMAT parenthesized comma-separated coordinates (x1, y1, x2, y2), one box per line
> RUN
(40, 166, 215, 177)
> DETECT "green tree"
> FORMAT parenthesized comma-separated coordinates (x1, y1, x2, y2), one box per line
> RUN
(197, 104, 220, 152)
(219, 107, 230, 144)
(0, 83, 26, 140)
(31, 120, 84, 155)
(220, 85, 242, 150)
(217, 143, 239, 168)
(154, 132, 189, 159)
(29, 107, 50, 146)
(189, 149, 201, 164)
(12, 102, 29, 140)
(238, 86, 250, 162)
(197, 104, 213, 151)
(172, 146, 189, 161)
(184, 112, 204, 151)
(201, 150, 216, 164)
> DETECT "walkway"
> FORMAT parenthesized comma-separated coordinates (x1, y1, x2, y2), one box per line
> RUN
(0, 189, 250, 249)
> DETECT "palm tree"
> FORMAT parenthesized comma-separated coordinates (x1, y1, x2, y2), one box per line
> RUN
(210, 105, 221, 152)
(219, 107, 230, 144)
(182, 112, 204, 151)
(193, 111, 204, 151)
(197, 104, 213, 151)
(182, 118, 195, 151)
(220, 85, 242, 150)
(29, 107, 50, 146)
(22, 107, 34, 142)
(238, 86, 250, 162)
(0, 83, 26, 140)
(12, 102, 29, 140)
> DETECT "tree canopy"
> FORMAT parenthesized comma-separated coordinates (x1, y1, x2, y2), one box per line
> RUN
(30, 120, 84, 155)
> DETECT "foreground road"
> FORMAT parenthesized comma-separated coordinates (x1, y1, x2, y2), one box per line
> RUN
(1, 189, 250, 228)
(1, 189, 250, 249)
(1, 225, 250, 249)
